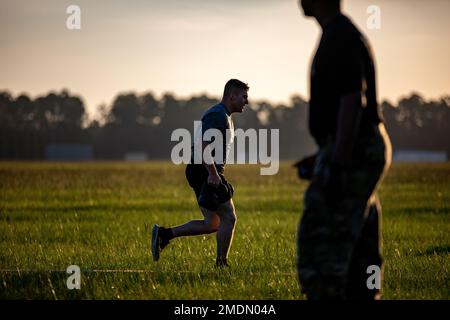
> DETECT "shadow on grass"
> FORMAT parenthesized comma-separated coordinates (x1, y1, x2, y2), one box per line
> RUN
(397, 206, 449, 216)
(0, 202, 190, 222)
(419, 245, 450, 256)
(0, 269, 237, 299)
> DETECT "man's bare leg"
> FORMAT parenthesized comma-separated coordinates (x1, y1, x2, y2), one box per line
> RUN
(215, 199, 237, 265)
(153, 202, 236, 265)
(152, 208, 220, 261)
(171, 208, 220, 237)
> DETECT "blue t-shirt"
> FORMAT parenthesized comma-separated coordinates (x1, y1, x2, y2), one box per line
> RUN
(191, 103, 234, 172)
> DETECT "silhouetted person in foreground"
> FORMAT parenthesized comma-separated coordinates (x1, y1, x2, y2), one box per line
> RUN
(152, 79, 249, 267)
(295, 0, 392, 299)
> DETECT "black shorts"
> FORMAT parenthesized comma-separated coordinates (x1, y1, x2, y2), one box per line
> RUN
(185, 164, 234, 211)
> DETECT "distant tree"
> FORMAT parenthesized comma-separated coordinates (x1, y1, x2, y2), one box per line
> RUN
(110, 93, 140, 125)
(139, 92, 161, 127)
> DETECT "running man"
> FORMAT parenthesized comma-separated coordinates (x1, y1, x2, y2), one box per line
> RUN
(152, 79, 249, 267)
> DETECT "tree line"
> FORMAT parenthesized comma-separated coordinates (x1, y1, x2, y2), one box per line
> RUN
(0, 89, 449, 160)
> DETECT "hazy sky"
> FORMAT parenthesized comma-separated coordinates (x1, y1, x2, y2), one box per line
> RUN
(1, 0, 449, 117)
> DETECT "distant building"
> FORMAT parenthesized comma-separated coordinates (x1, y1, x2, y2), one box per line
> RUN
(45, 144, 93, 161)
(124, 152, 148, 161)
(393, 150, 448, 163)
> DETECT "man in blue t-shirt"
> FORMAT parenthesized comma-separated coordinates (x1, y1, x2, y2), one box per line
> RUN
(152, 79, 249, 267)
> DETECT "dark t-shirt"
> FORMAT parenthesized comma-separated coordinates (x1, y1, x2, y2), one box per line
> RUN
(191, 103, 234, 173)
(309, 13, 383, 147)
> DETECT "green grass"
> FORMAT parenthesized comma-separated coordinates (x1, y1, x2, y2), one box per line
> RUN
(0, 162, 449, 299)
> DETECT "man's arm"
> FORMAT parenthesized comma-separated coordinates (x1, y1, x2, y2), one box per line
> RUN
(202, 140, 221, 188)
(201, 112, 226, 188)
(330, 36, 365, 166)
(325, 92, 363, 202)
(331, 92, 363, 166)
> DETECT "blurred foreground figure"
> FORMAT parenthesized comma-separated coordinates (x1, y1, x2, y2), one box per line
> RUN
(295, 0, 392, 300)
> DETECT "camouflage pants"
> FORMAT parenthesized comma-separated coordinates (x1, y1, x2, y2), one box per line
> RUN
(297, 124, 391, 300)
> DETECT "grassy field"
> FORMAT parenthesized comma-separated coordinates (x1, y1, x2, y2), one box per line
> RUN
(0, 162, 449, 300)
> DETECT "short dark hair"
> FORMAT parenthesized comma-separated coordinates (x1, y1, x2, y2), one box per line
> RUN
(325, 0, 341, 8)
(223, 79, 249, 97)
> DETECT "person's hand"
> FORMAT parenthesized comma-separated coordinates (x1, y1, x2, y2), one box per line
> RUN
(207, 172, 221, 188)
(293, 153, 317, 181)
